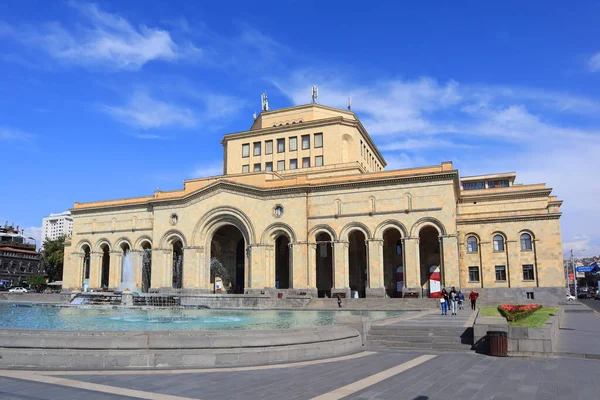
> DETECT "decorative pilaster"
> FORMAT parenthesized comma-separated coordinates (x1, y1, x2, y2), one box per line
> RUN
(109, 250, 122, 290)
(291, 242, 306, 289)
(366, 239, 385, 297)
(89, 251, 103, 288)
(307, 242, 317, 289)
(403, 237, 420, 291)
(130, 250, 143, 291)
(333, 241, 349, 291)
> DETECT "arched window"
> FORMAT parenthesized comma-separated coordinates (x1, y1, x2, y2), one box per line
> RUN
(493, 235, 505, 252)
(467, 236, 478, 253)
(520, 233, 532, 250)
(396, 240, 402, 255)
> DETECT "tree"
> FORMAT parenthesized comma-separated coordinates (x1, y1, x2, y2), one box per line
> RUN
(41, 235, 66, 282)
(27, 274, 46, 286)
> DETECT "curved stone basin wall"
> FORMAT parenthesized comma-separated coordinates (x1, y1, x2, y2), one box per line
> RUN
(0, 325, 361, 369)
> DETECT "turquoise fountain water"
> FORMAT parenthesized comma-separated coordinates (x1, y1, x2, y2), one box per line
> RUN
(0, 304, 404, 331)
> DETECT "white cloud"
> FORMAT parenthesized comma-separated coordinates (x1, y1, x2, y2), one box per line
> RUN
(379, 138, 472, 151)
(589, 52, 600, 72)
(191, 162, 223, 178)
(103, 92, 198, 129)
(0, 127, 35, 141)
(2, 2, 199, 70)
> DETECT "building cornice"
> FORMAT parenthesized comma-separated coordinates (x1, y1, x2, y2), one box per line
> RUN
(457, 213, 562, 225)
(70, 171, 459, 215)
(459, 188, 553, 203)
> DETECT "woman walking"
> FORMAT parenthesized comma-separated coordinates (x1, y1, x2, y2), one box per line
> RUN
(440, 288, 449, 315)
(458, 291, 465, 310)
(450, 287, 458, 315)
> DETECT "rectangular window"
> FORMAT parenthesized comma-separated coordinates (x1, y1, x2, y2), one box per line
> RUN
(463, 181, 485, 190)
(523, 265, 534, 281)
(253, 163, 261, 172)
(315, 155, 323, 167)
(495, 265, 507, 281)
(265, 162, 273, 172)
(302, 134, 310, 150)
(277, 160, 285, 171)
(360, 140, 363, 155)
(289, 158, 297, 169)
(242, 143, 250, 158)
(253, 142, 261, 156)
(315, 133, 323, 148)
(242, 165, 249, 173)
(488, 179, 509, 188)
(277, 138, 285, 153)
(302, 157, 310, 168)
(265, 140, 273, 155)
(468, 266, 480, 282)
(289, 137, 297, 151)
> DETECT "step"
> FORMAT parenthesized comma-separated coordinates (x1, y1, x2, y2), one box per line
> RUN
(365, 340, 474, 351)
(369, 327, 472, 337)
(366, 335, 470, 345)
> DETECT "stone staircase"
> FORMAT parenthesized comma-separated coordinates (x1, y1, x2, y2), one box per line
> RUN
(365, 325, 474, 352)
(306, 298, 439, 310)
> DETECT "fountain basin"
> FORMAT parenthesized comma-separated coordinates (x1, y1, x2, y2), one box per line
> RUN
(0, 325, 361, 369)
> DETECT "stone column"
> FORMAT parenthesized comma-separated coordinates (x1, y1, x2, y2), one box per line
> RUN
(291, 242, 307, 289)
(182, 246, 200, 291)
(130, 250, 143, 292)
(89, 251, 103, 289)
(366, 239, 385, 297)
(333, 241, 350, 297)
(109, 250, 122, 290)
(441, 235, 460, 288)
(265, 244, 275, 289)
(69, 252, 84, 289)
(307, 242, 317, 289)
(247, 245, 264, 291)
(403, 237, 420, 291)
(150, 248, 169, 290)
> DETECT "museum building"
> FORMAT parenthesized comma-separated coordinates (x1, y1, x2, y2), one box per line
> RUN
(62, 101, 565, 302)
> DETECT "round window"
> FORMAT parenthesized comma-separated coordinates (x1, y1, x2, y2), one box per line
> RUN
(273, 205, 284, 218)
(170, 214, 178, 225)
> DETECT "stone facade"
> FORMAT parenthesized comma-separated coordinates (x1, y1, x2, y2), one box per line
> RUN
(62, 103, 564, 301)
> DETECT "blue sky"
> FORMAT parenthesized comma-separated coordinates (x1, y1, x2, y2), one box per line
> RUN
(1, 1, 600, 257)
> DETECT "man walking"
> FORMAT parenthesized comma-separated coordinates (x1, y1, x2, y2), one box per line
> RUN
(469, 290, 479, 310)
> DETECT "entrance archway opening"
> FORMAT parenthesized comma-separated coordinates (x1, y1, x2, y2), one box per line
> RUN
(348, 230, 367, 298)
(172, 240, 183, 289)
(100, 244, 110, 288)
(210, 225, 245, 294)
(419, 226, 441, 295)
(275, 235, 290, 289)
(315, 232, 333, 298)
(141, 241, 152, 293)
(82, 244, 91, 286)
(383, 229, 403, 298)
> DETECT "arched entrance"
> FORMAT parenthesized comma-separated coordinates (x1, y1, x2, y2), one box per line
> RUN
(210, 225, 245, 294)
(275, 235, 290, 289)
(315, 232, 333, 298)
(141, 241, 152, 293)
(82, 244, 91, 286)
(348, 230, 367, 298)
(419, 226, 441, 296)
(172, 240, 184, 289)
(100, 244, 110, 288)
(383, 228, 403, 298)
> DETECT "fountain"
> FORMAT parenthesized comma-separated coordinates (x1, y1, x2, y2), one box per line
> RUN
(119, 248, 135, 293)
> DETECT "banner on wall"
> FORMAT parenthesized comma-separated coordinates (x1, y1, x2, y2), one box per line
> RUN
(429, 265, 441, 298)
(396, 266, 404, 297)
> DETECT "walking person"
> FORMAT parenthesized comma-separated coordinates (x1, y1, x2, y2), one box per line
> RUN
(469, 290, 479, 310)
(458, 291, 465, 310)
(440, 288, 449, 315)
(450, 287, 458, 315)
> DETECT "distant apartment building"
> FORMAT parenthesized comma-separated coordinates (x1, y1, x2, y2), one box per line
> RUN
(0, 225, 43, 286)
(42, 211, 73, 245)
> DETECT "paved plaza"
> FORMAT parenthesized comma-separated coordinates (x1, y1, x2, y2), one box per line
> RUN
(1, 349, 599, 400)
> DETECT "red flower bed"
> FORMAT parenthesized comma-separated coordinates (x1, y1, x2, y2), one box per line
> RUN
(498, 304, 542, 322)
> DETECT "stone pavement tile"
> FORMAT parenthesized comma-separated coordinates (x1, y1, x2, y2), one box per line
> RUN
(0, 376, 140, 400)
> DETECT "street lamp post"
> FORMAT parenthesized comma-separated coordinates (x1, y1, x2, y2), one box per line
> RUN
(571, 248, 586, 297)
